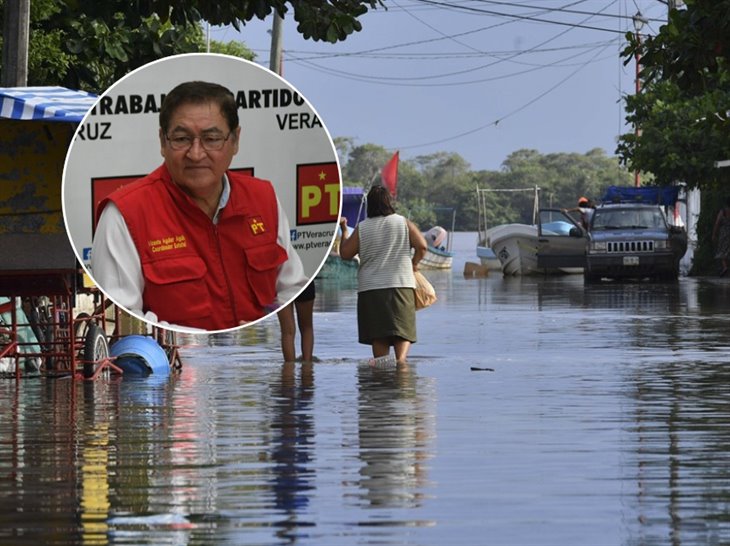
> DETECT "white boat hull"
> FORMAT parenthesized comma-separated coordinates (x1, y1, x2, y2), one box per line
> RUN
(488, 224, 539, 276)
(476, 240, 503, 271)
(420, 246, 453, 270)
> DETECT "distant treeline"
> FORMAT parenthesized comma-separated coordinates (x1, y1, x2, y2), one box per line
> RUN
(335, 138, 635, 231)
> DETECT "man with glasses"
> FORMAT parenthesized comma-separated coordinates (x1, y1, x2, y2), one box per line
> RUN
(91, 81, 307, 331)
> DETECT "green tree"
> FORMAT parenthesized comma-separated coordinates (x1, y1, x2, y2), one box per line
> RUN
(495, 148, 632, 225)
(401, 152, 471, 230)
(0, 0, 256, 92)
(617, 0, 730, 188)
(1, 0, 384, 92)
(398, 197, 437, 229)
(337, 144, 632, 231)
(340, 143, 393, 187)
(617, 0, 730, 273)
(64, 0, 386, 43)
(333, 136, 355, 172)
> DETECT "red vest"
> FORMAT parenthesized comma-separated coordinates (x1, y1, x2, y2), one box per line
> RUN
(99, 165, 287, 330)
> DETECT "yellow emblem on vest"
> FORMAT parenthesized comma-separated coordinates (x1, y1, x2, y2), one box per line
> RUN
(249, 217, 266, 235)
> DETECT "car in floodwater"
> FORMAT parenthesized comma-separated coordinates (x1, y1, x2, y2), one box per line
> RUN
(584, 202, 687, 282)
(537, 202, 688, 282)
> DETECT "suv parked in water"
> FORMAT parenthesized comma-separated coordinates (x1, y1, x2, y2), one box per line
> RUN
(583, 202, 687, 282)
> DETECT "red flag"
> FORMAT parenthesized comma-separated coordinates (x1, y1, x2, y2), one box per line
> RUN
(380, 151, 399, 198)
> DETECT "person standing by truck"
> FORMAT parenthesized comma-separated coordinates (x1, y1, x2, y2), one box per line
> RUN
(712, 197, 730, 276)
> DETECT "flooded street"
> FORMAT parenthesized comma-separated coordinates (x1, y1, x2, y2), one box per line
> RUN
(2, 233, 730, 545)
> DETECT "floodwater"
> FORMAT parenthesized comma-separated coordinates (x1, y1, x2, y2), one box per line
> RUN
(2, 232, 730, 545)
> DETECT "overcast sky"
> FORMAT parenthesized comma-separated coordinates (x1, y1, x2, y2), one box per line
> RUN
(211, 0, 676, 172)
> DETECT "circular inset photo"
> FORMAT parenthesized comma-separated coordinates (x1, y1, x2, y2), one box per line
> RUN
(63, 53, 341, 333)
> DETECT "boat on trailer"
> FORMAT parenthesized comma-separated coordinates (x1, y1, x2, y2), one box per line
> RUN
(476, 186, 541, 276)
(487, 223, 540, 276)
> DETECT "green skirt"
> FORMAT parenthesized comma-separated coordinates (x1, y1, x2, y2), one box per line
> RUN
(357, 288, 417, 345)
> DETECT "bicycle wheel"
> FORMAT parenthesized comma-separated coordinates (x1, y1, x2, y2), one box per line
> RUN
(82, 323, 109, 379)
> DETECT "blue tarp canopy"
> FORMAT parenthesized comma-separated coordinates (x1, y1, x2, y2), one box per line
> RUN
(342, 186, 366, 227)
(0, 86, 96, 123)
(602, 185, 681, 205)
(343, 186, 364, 199)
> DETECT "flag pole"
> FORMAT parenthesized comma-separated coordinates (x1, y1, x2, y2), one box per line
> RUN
(354, 171, 379, 228)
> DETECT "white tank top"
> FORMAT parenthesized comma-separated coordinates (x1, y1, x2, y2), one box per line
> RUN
(357, 214, 416, 292)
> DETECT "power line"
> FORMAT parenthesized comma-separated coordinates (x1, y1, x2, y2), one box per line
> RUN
(278, 19, 516, 59)
(396, 38, 616, 150)
(222, 0, 651, 64)
(278, 40, 618, 61)
(288, 40, 618, 86)
(286, 0, 622, 85)
(254, 0, 649, 61)
(211, 0, 660, 163)
(394, 0, 486, 55)
(458, 0, 664, 22)
(410, 0, 641, 33)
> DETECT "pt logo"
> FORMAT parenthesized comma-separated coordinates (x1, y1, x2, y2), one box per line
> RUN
(249, 216, 266, 235)
(296, 162, 340, 225)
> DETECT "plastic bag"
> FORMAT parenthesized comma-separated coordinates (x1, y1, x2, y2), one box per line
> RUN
(414, 271, 437, 310)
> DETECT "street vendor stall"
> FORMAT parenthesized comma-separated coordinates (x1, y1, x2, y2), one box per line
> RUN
(0, 87, 179, 379)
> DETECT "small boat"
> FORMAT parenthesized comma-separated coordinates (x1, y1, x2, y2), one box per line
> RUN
(421, 245, 453, 270)
(475, 186, 584, 276)
(477, 227, 506, 272)
(475, 186, 541, 276)
(421, 226, 454, 270)
(488, 223, 539, 276)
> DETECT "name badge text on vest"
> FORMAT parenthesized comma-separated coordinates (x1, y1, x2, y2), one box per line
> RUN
(148, 234, 187, 253)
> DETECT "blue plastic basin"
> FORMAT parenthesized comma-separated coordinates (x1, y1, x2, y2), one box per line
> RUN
(110, 335, 170, 377)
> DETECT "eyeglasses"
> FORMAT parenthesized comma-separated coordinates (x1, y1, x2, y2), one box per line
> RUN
(165, 132, 233, 151)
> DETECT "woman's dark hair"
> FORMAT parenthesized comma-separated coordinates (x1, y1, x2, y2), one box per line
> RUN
(366, 185, 396, 218)
(160, 81, 239, 133)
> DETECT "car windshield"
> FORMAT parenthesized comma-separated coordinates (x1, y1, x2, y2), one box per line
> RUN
(591, 208, 666, 230)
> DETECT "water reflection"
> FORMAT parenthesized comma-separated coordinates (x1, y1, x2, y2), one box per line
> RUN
(419, 269, 453, 308)
(315, 276, 357, 312)
(0, 378, 125, 545)
(532, 277, 714, 354)
(4, 240, 730, 545)
(355, 364, 435, 512)
(269, 362, 316, 541)
(627, 359, 730, 546)
(0, 372, 219, 545)
(103, 374, 201, 546)
(79, 382, 115, 546)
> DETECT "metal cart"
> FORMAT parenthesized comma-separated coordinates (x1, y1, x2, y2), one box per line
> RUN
(0, 87, 181, 380)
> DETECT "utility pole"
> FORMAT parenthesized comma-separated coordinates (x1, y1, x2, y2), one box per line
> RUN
(632, 11, 647, 187)
(667, 1, 682, 20)
(269, 11, 284, 76)
(1, 0, 31, 86)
